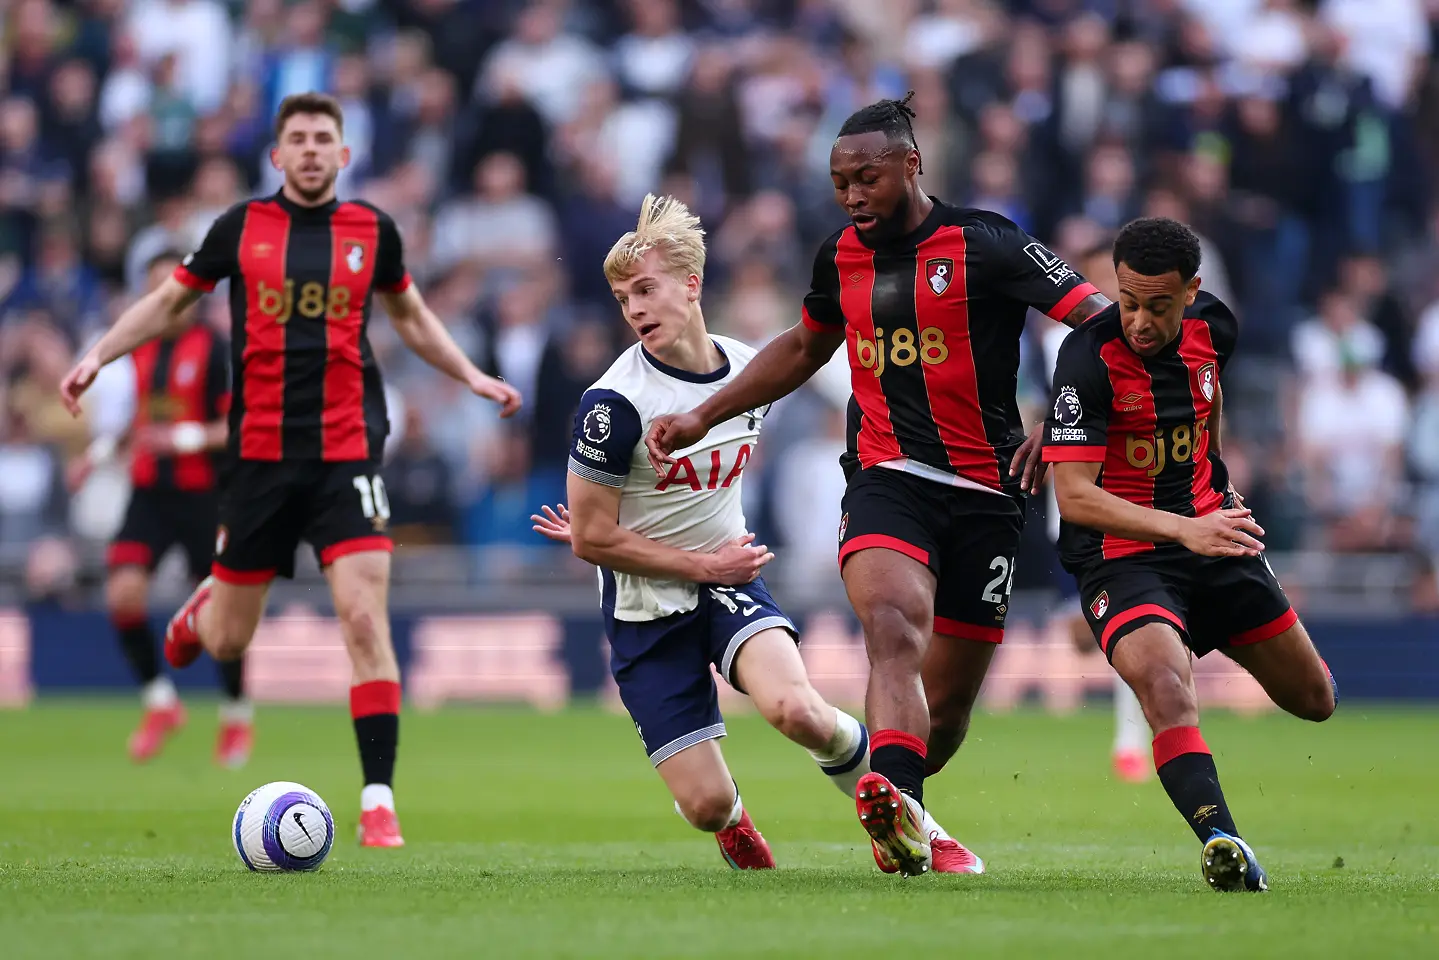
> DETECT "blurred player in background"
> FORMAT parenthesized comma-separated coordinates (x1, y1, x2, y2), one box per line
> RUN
(71, 249, 251, 768)
(530, 195, 957, 869)
(648, 95, 1109, 876)
(1043, 218, 1337, 892)
(1041, 241, 1150, 783)
(60, 93, 520, 848)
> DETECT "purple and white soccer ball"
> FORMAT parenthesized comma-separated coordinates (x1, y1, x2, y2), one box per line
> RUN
(233, 781, 335, 872)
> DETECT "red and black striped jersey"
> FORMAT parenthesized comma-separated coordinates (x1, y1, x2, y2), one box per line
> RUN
(1041, 291, 1238, 570)
(130, 322, 229, 492)
(173, 192, 411, 463)
(804, 200, 1099, 497)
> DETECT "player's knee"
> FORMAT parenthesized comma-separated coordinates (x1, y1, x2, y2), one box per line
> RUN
(859, 601, 927, 667)
(105, 572, 148, 622)
(1135, 666, 1197, 730)
(762, 687, 830, 746)
(1297, 675, 1337, 723)
(677, 789, 737, 833)
(208, 623, 251, 662)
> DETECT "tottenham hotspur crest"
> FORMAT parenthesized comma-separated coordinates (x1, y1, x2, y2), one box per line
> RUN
(583, 404, 612, 444)
(1197, 362, 1216, 402)
(344, 241, 365, 274)
(1054, 385, 1083, 427)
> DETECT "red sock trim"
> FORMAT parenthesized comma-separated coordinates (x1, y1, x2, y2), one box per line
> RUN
(350, 680, 401, 718)
(870, 728, 927, 757)
(111, 612, 149, 631)
(1152, 725, 1209, 769)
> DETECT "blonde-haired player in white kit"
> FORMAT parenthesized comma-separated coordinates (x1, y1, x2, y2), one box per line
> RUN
(532, 194, 965, 869)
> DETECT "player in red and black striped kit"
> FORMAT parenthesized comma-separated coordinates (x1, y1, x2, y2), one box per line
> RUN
(73, 250, 252, 767)
(61, 93, 521, 848)
(1043, 217, 1337, 892)
(646, 94, 1111, 875)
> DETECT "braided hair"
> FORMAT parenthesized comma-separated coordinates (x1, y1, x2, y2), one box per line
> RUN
(836, 92, 922, 173)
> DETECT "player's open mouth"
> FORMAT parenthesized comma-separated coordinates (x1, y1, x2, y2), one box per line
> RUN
(851, 213, 877, 229)
(637, 322, 660, 337)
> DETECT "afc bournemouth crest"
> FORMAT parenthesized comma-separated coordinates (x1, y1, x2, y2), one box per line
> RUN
(215, 525, 228, 556)
(925, 257, 954, 296)
(1089, 590, 1109, 619)
(1197, 362, 1216, 402)
(837, 512, 849, 544)
(343, 240, 366, 274)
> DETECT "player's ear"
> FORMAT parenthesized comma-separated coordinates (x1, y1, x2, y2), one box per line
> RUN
(906, 149, 922, 178)
(1185, 274, 1202, 305)
(686, 273, 701, 302)
(269, 145, 282, 172)
(339, 144, 351, 170)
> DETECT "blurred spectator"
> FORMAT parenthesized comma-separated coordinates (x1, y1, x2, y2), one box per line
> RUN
(476, 1, 606, 128)
(431, 151, 556, 276)
(383, 405, 460, 546)
(1291, 290, 1386, 380)
(1296, 349, 1410, 551)
(126, 0, 232, 114)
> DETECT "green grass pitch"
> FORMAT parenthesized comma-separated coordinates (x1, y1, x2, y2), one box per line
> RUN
(1, 700, 1436, 958)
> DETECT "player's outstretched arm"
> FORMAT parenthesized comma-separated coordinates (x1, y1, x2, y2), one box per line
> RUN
(1052, 461, 1264, 558)
(59, 277, 202, 417)
(645, 322, 844, 474)
(566, 473, 773, 586)
(379, 285, 521, 417)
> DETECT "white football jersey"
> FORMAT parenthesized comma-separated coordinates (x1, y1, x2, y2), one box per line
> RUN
(568, 336, 769, 621)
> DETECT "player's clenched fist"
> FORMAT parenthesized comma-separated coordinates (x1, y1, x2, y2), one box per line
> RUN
(468, 372, 523, 418)
(700, 533, 774, 586)
(645, 412, 708, 476)
(59, 350, 103, 417)
(1178, 508, 1265, 557)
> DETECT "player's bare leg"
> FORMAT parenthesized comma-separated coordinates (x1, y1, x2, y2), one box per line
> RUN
(915, 633, 993, 873)
(841, 548, 937, 875)
(109, 565, 185, 761)
(1223, 622, 1337, 723)
(326, 549, 404, 847)
(165, 577, 267, 666)
(655, 739, 774, 869)
(733, 627, 870, 790)
(1111, 622, 1267, 892)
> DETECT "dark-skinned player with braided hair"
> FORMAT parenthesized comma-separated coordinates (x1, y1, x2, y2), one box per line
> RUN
(647, 94, 1111, 876)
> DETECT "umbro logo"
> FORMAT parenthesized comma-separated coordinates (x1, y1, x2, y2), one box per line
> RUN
(1118, 392, 1144, 412)
(848, 272, 864, 283)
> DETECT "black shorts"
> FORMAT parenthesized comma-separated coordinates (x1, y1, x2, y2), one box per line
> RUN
(213, 459, 393, 584)
(837, 466, 1025, 642)
(1077, 550, 1297, 661)
(109, 488, 218, 581)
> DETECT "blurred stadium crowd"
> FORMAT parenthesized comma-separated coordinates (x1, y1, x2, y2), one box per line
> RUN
(1, 0, 1438, 611)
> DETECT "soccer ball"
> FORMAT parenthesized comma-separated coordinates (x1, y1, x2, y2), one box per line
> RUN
(232, 781, 335, 872)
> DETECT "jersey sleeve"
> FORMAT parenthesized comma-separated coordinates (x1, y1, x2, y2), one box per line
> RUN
(1042, 333, 1112, 463)
(374, 209, 412, 294)
(972, 213, 1100, 322)
(568, 389, 644, 487)
(1193, 291, 1239, 370)
(174, 204, 245, 292)
(800, 233, 845, 333)
(205, 332, 231, 418)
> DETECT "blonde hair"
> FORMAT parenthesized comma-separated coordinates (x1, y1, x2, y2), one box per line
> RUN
(603, 193, 707, 285)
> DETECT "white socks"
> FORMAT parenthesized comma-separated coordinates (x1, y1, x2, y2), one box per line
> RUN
(219, 699, 254, 725)
(361, 784, 395, 812)
(920, 806, 948, 842)
(809, 708, 870, 798)
(1113, 673, 1147, 753)
(142, 676, 178, 709)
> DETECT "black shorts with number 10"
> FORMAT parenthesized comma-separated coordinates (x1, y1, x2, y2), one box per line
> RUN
(212, 459, 393, 584)
(837, 466, 1025, 643)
